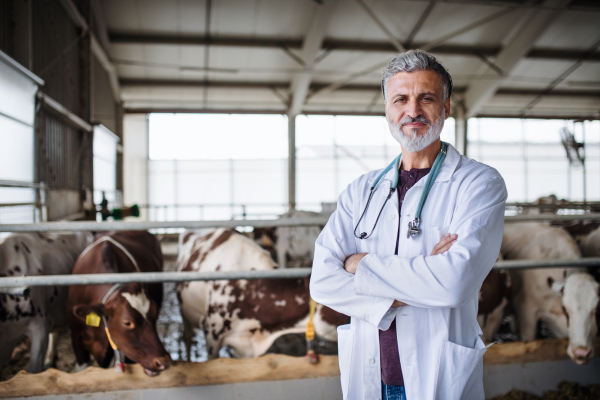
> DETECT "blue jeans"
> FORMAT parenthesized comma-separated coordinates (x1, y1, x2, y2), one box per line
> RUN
(382, 381, 407, 400)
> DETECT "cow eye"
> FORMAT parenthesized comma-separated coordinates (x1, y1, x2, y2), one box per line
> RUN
(124, 321, 135, 329)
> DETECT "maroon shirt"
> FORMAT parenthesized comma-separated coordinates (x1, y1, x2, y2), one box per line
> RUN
(379, 167, 431, 386)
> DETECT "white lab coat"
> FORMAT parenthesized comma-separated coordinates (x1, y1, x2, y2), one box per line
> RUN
(310, 144, 507, 400)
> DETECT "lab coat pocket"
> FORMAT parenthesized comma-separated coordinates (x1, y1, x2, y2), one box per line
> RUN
(337, 324, 354, 399)
(435, 337, 487, 400)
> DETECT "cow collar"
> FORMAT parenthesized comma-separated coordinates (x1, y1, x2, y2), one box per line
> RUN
(101, 283, 125, 373)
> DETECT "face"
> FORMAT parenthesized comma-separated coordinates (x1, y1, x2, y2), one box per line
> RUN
(106, 291, 171, 376)
(560, 274, 600, 364)
(385, 70, 451, 152)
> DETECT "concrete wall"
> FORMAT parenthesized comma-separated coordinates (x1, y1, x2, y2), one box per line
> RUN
(9, 359, 600, 400)
(123, 114, 149, 221)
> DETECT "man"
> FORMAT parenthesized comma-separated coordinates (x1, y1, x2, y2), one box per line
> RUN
(309, 50, 507, 400)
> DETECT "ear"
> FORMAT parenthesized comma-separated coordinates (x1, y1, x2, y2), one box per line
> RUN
(73, 304, 104, 322)
(444, 98, 451, 119)
(550, 279, 565, 296)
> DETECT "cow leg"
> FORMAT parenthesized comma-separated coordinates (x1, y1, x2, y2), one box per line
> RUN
(276, 243, 286, 269)
(183, 317, 195, 361)
(43, 331, 58, 369)
(71, 328, 91, 370)
(0, 331, 24, 379)
(516, 302, 538, 341)
(480, 297, 509, 343)
(26, 319, 50, 373)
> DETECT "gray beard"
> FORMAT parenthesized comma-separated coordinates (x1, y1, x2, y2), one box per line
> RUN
(387, 110, 445, 152)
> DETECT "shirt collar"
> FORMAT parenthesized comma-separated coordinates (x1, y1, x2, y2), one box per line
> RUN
(374, 143, 461, 188)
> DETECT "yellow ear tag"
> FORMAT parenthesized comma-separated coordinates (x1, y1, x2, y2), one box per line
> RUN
(86, 312, 101, 327)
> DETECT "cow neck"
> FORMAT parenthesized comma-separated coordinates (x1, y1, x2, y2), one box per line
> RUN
(80, 236, 141, 273)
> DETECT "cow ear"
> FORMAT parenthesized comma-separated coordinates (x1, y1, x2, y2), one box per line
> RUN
(73, 304, 104, 323)
(550, 280, 565, 296)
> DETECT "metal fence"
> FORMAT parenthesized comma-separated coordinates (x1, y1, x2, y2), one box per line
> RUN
(0, 212, 599, 291)
(0, 180, 47, 224)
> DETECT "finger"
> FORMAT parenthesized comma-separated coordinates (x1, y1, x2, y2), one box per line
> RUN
(437, 240, 457, 254)
(433, 234, 454, 251)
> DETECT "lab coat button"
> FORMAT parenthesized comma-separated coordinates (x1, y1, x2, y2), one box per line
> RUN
(368, 357, 375, 364)
(388, 213, 395, 220)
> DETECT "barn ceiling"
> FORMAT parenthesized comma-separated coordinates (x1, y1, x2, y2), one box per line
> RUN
(97, 0, 600, 119)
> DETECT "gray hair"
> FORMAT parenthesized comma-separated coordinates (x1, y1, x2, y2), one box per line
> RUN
(381, 50, 453, 102)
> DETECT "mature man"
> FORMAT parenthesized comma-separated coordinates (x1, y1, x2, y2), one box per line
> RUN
(309, 50, 507, 400)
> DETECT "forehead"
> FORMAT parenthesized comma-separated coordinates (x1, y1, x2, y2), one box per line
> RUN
(563, 276, 599, 308)
(386, 70, 443, 96)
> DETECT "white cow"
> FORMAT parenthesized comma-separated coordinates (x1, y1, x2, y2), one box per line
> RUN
(0, 232, 92, 375)
(502, 223, 599, 364)
(176, 229, 347, 360)
(580, 225, 600, 257)
(253, 209, 324, 269)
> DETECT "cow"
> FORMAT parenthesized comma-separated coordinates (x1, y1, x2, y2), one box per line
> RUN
(0, 232, 92, 376)
(67, 231, 171, 376)
(254, 209, 325, 269)
(502, 222, 599, 364)
(580, 225, 600, 257)
(176, 228, 349, 360)
(477, 254, 511, 343)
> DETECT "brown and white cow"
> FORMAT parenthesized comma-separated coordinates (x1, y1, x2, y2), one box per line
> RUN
(176, 229, 349, 360)
(0, 232, 92, 376)
(477, 254, 511, 343)
(67, 231, 171, 376)
(502, 222, 599, 364)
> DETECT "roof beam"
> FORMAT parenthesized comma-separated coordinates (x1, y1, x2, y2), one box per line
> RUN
(463, 0, 571, 118)
(355, 0, 405, 52)
(119, 79, 600, 98)
(287, 0, 339, 116)
(108, 33, 600, 62)
(58, 0, 121, 103)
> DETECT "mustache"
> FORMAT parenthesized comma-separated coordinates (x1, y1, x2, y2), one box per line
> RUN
(399, 115, 431, 125)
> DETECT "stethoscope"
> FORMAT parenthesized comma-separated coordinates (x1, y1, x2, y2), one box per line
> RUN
(354, 141, 448, 240)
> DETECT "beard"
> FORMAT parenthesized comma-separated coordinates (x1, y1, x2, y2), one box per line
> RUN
(387, 108, 445, 152)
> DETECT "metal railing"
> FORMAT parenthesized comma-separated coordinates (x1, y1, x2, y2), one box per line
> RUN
(0, 180, 47, 223)
(1, 212, 600, 232)
(0, 258, 599, 290)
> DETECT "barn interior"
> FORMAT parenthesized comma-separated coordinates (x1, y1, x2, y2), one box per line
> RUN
(1, 0, 600, 399)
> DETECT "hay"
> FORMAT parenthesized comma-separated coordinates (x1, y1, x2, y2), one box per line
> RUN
(490, 381, 600, 400)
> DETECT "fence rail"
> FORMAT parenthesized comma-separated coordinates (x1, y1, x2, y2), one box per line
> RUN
(1, 213, 600, 232)
(1, 258, 599, 290)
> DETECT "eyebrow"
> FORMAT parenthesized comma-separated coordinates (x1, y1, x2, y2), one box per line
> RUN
(392, 91, 439, 98)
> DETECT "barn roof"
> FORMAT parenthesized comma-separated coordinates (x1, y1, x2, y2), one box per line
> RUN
(97, 0, 600, 119)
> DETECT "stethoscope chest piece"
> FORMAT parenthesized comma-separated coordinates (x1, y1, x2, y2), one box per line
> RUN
(407, 218, 420, 238)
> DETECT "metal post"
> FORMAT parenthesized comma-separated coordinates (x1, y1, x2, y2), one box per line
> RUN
(582, 121, 587, 204)
(522, 119, 528, 202)
(230, 158, 235, 218)
(288, 114, 297, 210)
(454, 105, 468, 156)
(333, 117, 339, 198)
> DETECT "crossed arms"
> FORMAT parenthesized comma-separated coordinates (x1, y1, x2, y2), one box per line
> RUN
(309, 174, 506, 329)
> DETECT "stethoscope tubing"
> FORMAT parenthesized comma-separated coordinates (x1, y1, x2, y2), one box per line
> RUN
(354, 142, 448, 240)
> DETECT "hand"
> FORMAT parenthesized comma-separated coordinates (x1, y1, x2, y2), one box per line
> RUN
(431, 233, 457, 256)
(391, 300, 406, 308)
(343, 253, 367, 274)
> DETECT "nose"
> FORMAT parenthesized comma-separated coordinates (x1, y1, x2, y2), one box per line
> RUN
(153, 356, 171, 370)
(406, 98, 422, 119)
(571, 346, 592, 360)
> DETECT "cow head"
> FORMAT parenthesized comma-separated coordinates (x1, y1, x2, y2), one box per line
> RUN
(73, 283, 171, 376)
(554, 273, 600, 364)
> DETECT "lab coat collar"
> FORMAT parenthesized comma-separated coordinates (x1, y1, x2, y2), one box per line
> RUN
(370, 143, 461, 188)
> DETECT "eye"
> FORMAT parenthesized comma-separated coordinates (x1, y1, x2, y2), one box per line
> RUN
(124, 321, 135, 329)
